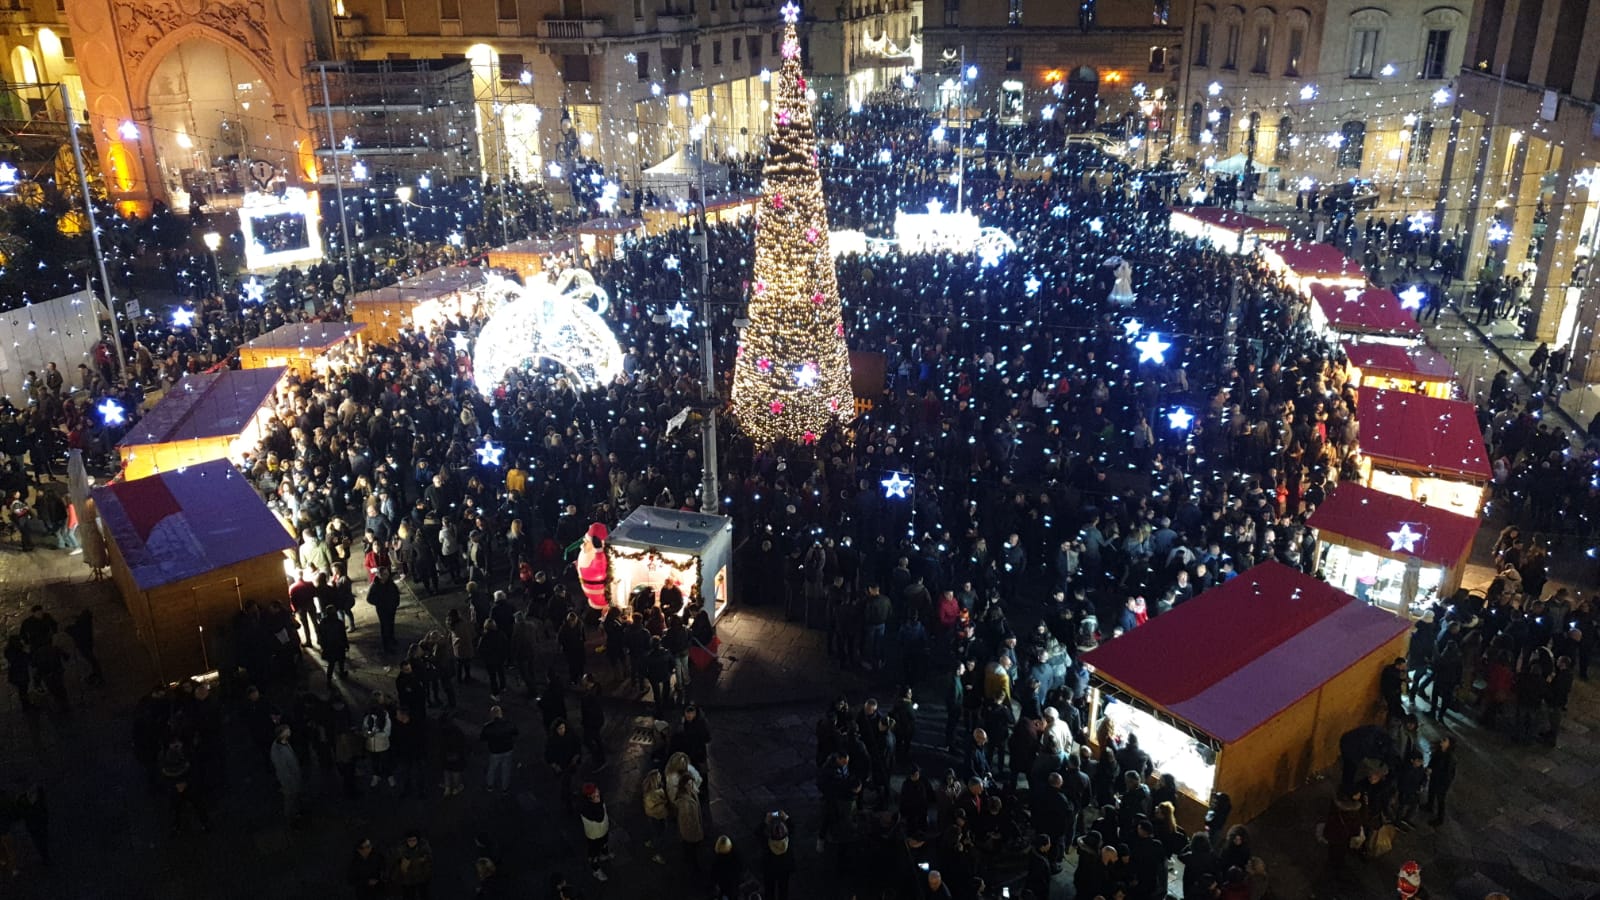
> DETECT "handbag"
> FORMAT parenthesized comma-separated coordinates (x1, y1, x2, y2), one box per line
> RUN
(1348, 826, 1366, 850)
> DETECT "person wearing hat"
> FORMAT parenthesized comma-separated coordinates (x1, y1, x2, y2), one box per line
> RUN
(760, 812, 795, 900)
(579, 784, 611, 881)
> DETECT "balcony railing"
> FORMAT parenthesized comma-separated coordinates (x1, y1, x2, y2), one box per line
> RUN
(657, 12, 695, 32)
(538, 18, 606, 39)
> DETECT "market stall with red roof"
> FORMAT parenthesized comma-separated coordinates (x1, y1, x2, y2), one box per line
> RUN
(1340, 340, 1458, 399)
(238, 322, 366, 379)
(1308, 284, 1423, 342)
(1168, 206, 1290, 253)
(1356, 389, 1491, 516)
(116, 367, 288, 481)
(350, 266, 485, 343)
(1308, 482, 1479, 618)
(1082, 562, 1410, 827)
(1258, 240, 1367, 295)
(91, 459, 295, 680)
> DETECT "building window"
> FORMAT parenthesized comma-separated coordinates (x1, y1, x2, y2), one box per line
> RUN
(1422, 29, 1450, 79)
(1195, 22, 1211, 66)
(1408, 119, 1434, 164)
(945, 0, 958, 26)
(1274, 116, 1293, 163)
(713, 40, 722, 64)
(1188, 102, 1204, 144)
(1080, 0, 1096, 30)
(732, 37, 741, 60)
(1223, 23, 1240, 69)
(637, 50, 650, 79)
(1251, 25, 1271, 73)
(1153, 0, 1169, 25)
(1006, 46, 1022, 71)
(439, 0, 459, 18)
(691, 43, 702, 68)
(1214, 107, 1231, 151)
(385, 0, 403, 19)
(634, 0, 643, 16)
(1350, 28, 1379, 78)
(499, 53, 525, 81)
(498, 0, 517, 18)
(561, 54, 591, 82)
(1285, 27, 1304, 76)
(772, 33, 781, 55)
(1008, 0, 1022, 25)
(1149, 46, 1166, 72)
(749, 36, 761, 61)
(1337, 121, 1366, 168)
(388, 52, 412, 60)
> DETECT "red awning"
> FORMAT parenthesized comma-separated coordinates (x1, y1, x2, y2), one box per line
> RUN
(1340, 341, 1457, 381)
(1307, 482, 1479, 569)
(1260, 240, 1366, 278)
(1172, 206, 1275, 231)
(1358, 389, 1491, 481)
(1310, 284, 1423, 337)
(1082, 562, 1408, 742)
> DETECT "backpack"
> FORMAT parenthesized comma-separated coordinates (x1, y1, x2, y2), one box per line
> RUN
(642, 769, 670, 819)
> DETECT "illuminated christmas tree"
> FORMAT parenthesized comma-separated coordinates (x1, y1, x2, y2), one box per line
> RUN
(729, 2, 852, 448)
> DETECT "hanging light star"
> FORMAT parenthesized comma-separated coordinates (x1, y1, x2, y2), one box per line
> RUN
(780, 0, 800, 22)
(1167, 408, 1194, 430)
(1207, 81, 1222, 96)
(1134, 332, 1171, 364)
(794, 363, 820, 388)
(1024, 275, 1042, 296)
(663, 255, 681, 271)
(1487, 222, 1511, 244)
(1088, 217, 1104, 234)
(1123, 318, 1143, 337)
(97, 397, 125, 426)
(1398, 284, 1427, 311)
(667, 301, 694, 329)
(1432, 87, 1452, 106)
(171, 307, 196, 328)
(926, 198, 944, 215)
(1299, 84, 1317, 100)
(1406, 211, 1433, 233)
(476, 438, 505, 466)
(241, 278, 266, 304)
(881, 471, 913, 499)
(1387, 522, 1423, 553)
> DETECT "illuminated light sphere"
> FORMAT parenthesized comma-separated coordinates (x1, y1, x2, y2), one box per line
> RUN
(1398, 284, 1427, 311)
(1387, 522, 1423, 553)
(881, 471, 913, 499)
(171, 307, 196, 328)
(975, 228, 1016, 268)
(118, 120, 140, 140)
(965, 64, 978, 80)
(476, 438, 505, 466)
(241, 278, 266, 304)
(472, 269, 622, 395)
(1134, 332, 1171, 364)
(97, 397, 125, 426)
(667, 301, 694, 329)
(1123, 318, 1143, 337)
(1167, 407, 1194, 430)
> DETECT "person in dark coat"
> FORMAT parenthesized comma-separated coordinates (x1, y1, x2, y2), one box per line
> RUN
(477, 619, 511, 698)
(1179, 832, 1219, 900)
(366, 569, 401, 653)
(1033, 772, 1075, 867)
(1424, 734, 1457, 825)
(317, 609, 350, 685)
(348, 838, 386, 900)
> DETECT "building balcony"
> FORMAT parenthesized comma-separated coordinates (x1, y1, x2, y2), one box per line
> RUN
(497, 18, 521, 36)
(539, 18, 606, 39)
(656, 12, 695, 32)
(333, 16, 365, 39)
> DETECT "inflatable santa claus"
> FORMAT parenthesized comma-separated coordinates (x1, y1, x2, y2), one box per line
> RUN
(575, 522, 610, 610)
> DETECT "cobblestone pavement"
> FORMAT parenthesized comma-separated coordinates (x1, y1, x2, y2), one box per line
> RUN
(0, 506, 1596, 900)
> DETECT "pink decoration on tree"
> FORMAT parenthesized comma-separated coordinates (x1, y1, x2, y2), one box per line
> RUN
(803, 430, 817, 445)
(811, 292, 825, 305)
(769, 400, 785, 415)
(756, 358, 772, 373)
(776, 109, 792, 126)
(805, 227, 819, 243)
(773, 194, 785, 209)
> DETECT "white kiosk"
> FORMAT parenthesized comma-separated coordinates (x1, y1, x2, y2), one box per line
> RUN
(606, 506, 734, 623)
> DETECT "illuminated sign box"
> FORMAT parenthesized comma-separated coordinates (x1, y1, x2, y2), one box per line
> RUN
(238, 188, 324, 271)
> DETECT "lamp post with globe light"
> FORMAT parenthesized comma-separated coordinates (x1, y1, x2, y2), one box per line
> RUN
(202, 231, 222, 295)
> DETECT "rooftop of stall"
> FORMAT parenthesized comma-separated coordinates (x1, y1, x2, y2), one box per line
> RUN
(576, 217, 645, 260)
(349, 267, 484, 343)
(1308, 284, 1423, 342)
(238, 322, 366, 378)
(1168, 206, 1290, 253)
(1258, 240, 1367, 296)
(607, 506, 734, 621)
(485, 238, 579, 281)
(117, 367, 287, 481)
(1082, 562, 1410, 826)
(1340, 340, 1458, 399)
(1308, 482, 1479, 616)
(1356, 389, 1491, 515)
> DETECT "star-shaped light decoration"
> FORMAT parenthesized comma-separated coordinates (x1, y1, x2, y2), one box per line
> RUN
(1432, 87, 1452, 106)
(476, 438, 505, 467)
(1487, 222, 1511, 244)
(881, 472, 913, 499)
(1398, 284, 1427, 311)
(802, 431, 818, 445)
(830, 142, 845, 157)
(171, 307, 196, 328)
(1167, 408, 1194, 430)
(1024, 275, 1042, 297)
(1406, 211, 1433, 233)
(97, 397, 125, 426)
(1380, 63, 1396, 76)
(794, 363, 820, 388)
(805, 227, 819, 244)
(1207, 81, 1223, 96)
(1050, 204, 1070, 219)
(1299, 84, 1317, 100)
(667, 301, 694, 329)
(663, 255, 681, 271)
(1134, 332, 1171, 364)
(1088, 217, 1104, 234)
(926, 198, 944, 215)
(769, 400, 785, 415)
(1344, 287, 1363, 304)
(242, 278, 266, 304)
(776, 109, 792, 127)
(811, 292, 825, 305)
(0, 163, 18, 187)
(756, 358, 773, 373)
(877, 148, 894, 164)
(780, 0, 800, 22)
(1387, 522, 1423, 554)
(1123, 318, 1143, 337)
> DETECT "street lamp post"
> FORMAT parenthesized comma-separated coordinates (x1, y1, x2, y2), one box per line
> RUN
(202, 230, 222, 296)
(394, 185, 414, 249)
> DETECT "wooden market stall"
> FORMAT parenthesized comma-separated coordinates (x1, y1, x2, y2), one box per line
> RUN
(1167, 206, 1289, 254)
(642, 193, 760, 235)
(485, 238, 578, 282)
(1341, 340, 1458, 399)
(576, 217, 645, 260)
(1356, 389, 1492, 516)
(350, 266, 485, 343)
(1082, 562, 1410, 828)
(91, 459, 296, 681)
(606, 506, 733, 624)
(1307, 284, 1423, 344)
(238, 322, 366, 379)
(117, 367, 287, 481)
(1258, 240, 1367, 296)
(1309, 482, 1479, 619)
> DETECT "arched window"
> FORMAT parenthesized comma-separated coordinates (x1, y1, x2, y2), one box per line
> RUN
(1189, 101, 1204, 144)
(1215, 106, 1232, 152)
(1274, 116, 1293, 164)
(1337, 120, 1366, 169)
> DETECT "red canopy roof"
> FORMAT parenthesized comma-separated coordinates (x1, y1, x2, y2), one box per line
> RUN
(1172, 206, 1276, 231)
(1340, 341, 1458, 381)
(1082, 562, 1409, 742)
(1310, 284, 1423, 337)
(1307, 482, 1479, 568)
(1358, 389, 1491, 480)
(1261, 240, 1366, 278)
(118, 367, 285, 449)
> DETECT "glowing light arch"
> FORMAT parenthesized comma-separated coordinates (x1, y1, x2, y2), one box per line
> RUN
(471, 268, 623, 394)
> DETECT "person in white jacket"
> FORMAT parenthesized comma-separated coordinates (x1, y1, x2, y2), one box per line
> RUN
(363, 703, 394, 788)
(579, 783, 612, 880)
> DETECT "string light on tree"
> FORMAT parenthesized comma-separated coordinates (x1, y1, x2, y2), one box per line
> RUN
(1134, 332, 1171, 364)
(728, 11, 853, 447)
(476, 438, 505, 466)
(880, 471, 913, 499)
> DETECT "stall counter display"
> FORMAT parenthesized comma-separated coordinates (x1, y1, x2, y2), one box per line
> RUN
(1356, 389, 1491, 516)
(1307, 482, 1478, 619)
(1340, 341, 1458, 400)
(605, 506, 733, 624)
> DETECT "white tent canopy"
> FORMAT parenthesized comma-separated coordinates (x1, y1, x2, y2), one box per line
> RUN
(643, 146, 730, 202)
(0, 290, 110, 402)
(1206, 153, 1272, 175)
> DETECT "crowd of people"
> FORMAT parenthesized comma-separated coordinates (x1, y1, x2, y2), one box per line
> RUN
(0, 92, 1586, 900)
